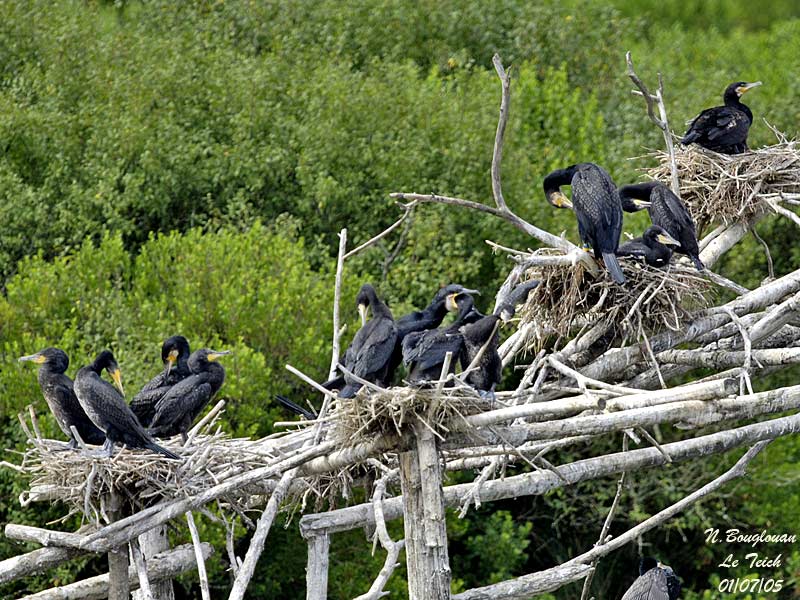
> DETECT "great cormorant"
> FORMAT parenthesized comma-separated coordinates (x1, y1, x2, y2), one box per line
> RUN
(19, 348, 106, 447)
(617, 225, 680, 268)
(620, 181, 705, 270)
(681, 81, 762, 154)
(544, 163, 626, 284)
(402, 291, 479, 384)
(130, 336, 192, 427)
(74, 350, 179, 459)
(621, 557, 682, 600)
(459, 280, 540, 394)
(148, 348, 230, 442)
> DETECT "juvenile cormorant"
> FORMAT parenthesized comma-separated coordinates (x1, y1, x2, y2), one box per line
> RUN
(148, 349, 230, 442)
(617, 225, 680, 268)
(335, 284, 398, 398)
(621, 557, 682, 600)
(620, 181, 704, 270)
(544, 163, 626, 284)
(459, 280, 540, 394)
(681, 81, 762, 154)
(74, 350, 179, 459)
(130, 336, 192, 427)
(402, 291, 479, 384)
(19, 348, 106, 447)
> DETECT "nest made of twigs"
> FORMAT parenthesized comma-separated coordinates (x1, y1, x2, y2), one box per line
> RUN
(14, 409, 276, 526)
(646, 130, 800, 232)
(517, 249, 712, 345)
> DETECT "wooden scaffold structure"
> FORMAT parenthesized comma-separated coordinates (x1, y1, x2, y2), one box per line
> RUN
(2, 52, 800, 599)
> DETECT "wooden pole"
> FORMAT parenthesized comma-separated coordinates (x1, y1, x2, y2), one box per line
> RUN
(399, 418, 451, 600)
(305, 533, 330, 600)
(107, 489, 130, 600)
(134, 527, 174, 600)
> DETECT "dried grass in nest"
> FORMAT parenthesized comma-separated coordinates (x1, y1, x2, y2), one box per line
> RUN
(14, 409, 278, 527)
(646, 130, 800, 231)
(517, 249, 713, 345)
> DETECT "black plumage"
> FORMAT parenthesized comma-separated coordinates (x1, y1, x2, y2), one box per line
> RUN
(544, 163, 626, 284)
(19, 348, 106, 447)
(130, 335, 192, 427)
(459, 280, 540, 394)
(621, 557, 682, 600)
(617, 226, 680, 268)
(337, 284, 398, 398)
(73, 350, 179, 459)
(620, 181, 704, 270)
(681, 81, 762, 154)
(148, 348, 230, 442)
(403, 291, 479, 384)
(274, 394, 317, 420)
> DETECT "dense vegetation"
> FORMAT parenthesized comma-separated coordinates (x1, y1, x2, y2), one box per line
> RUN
(0, 1, 798, 597)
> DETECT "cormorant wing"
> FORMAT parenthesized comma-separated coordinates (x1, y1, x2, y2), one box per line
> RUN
(130, 385, 171, 426)
(415, 332, 465, 372)
(621, 568, 670, 600)
(351, 317, 398, 379)
(658, 189, 695, 231)
(150, 374, 211, 432)
(616, 240, 649, 258)
(137, 370, 168, 395)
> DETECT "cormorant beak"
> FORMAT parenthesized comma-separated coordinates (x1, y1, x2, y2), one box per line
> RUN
(207, 350, 232, 362)
(19, 353, 46, 364)
(166, 349, 178, 377)
(547, 191, 573, 209)
(633, 199, 652, 208)
(445, 293, 460, 311)
(461, 288, 481, 295)
(357, 303, 368, 327)
(657, 232, 681, 246)
(737, 81, 762, 95)
(110, 367, 124, 397)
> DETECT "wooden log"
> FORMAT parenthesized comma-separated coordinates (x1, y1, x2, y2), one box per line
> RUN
(0, 546, 83, 584)
(134, 527, 174, 600)
(451, 563, 593, 600)
(19, 543, 213, 600)
(5, 524, 88, 548)
(107, 490, 130, 600)
(657, 348, 800, 369)
(305, 534, 330, 600)
(399, 420, 451, 600)
(300, 410, 800, 537)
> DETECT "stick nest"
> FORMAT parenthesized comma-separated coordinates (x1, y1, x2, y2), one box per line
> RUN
(517, 250, 712, 344)
(646, 131, 800, 231)
(13, 409, 278, 527)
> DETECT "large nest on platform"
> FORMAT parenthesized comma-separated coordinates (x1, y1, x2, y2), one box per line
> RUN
(516, 249, 712, 346)
(13, 408, 275, 526)
(646, 131, 800, 232)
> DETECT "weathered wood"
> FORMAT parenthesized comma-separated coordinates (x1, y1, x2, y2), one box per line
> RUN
(133, 527, 174, 600)
(19, 543, 212, 600)
(452, 563, 593, 600)
(305, 534, 330, 600)
(107, 490, 130, 600)
(5, 524, 88, 548)
(300, 410, 800, 537)
(400, 421, 451, 600)
(0, 546, 83, 584)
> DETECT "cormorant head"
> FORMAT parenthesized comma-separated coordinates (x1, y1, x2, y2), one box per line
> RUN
(91, 350, 124, 396)
(544, 189, 573, 210)
(645, 225, 680, 247)
(161, 335, 190, 375)
(445, 291, 477, 312)
(19, 348, 69, 373)
(618, 184, 653, 212)
(356, 284, 377, 326)
(543, 167, 576, 209)
(432, 284, 480, 306)
(725, 81, 762, 103)
(189, 348, 232, 371)
(639, 556, 659, 575)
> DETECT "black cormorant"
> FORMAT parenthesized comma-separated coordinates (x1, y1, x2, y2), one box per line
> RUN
(544, 163, 626, 284)
(621, 557, 682, 600)
(130, 335, 192, 427)
(459, 280, 540, 394)
(19, 348, 106, 447)
(681, 81, 762, 154)
(148, 348, 230, 442)
(620, 181, 705, 270)
(335, 284, 398, 398)
(74, 350, 179, 459)
(617, 225, 680, 268)
(274, 394, 317, 420)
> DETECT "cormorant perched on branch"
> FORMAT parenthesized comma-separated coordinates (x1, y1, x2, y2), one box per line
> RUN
(620, 181, 704, 270)
(148, 348, 230, 442)
(617, 225, 680, 268)
(681, 81, 762, 154)
(459, 280, 539, 394)
(74, 350, 179, 459)
(338, 284, 398, 398)
(130, 335, 192, 427)
(403, 291, 478, 384)
(544, 163, 626, 284)
(19, 348, 106, 447)
(621, 557, 682, 600)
